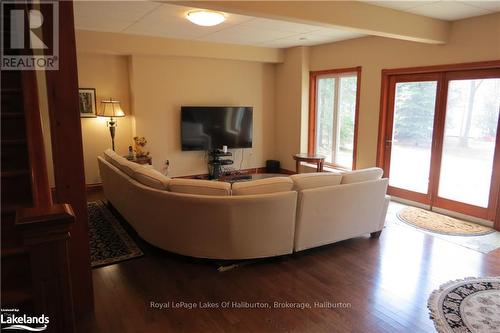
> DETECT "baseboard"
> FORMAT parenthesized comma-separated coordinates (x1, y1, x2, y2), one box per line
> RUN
(280, 168, 296, 175)
(86, 183, 103, 191)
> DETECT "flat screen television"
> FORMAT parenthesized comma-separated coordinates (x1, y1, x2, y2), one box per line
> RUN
(181, 106, 253, 151)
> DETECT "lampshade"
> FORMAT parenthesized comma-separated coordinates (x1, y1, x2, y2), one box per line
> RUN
(98, 99, 125, 118)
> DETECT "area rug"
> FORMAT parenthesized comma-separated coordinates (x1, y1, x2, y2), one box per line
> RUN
(397, 207, 494, 236)
(88, 201, 143, 268)
(428, 277, 500, 333)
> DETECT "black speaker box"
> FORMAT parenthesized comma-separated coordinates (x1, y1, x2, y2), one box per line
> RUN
(266, 160, 281, 173)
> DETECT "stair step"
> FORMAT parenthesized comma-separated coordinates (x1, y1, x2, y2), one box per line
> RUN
(1, 71, 22, 90)
(1, 88, 21, 93)
(1, 91, 23, 113)
(2, 203, 24, 214)
(1, 246, 28, 258)
(1, 139, 27, 145)
(1, 289, 32, 307)
(1, 116, 27, 140)
(1, 112, 24, 118)
(1, 170, 30, 178)
(1, 144, 30, 170)
(1, 226, 23, 249)
(1, 200, 33, 213)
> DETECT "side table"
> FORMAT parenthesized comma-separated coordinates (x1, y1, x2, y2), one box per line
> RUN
(125, 156, 152, 165)
(292, 153, 326, 173)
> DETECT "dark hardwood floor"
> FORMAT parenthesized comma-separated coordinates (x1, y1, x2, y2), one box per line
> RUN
(80, 191, 500, 333)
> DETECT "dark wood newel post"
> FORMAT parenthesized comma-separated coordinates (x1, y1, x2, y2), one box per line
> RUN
(16, 204, 76, 333)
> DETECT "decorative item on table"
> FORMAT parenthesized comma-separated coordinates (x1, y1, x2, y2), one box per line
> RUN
(162, 160, 170, 176)
(97, 98, 125, 151)
(126, 146, 134, 160)
(79, 88, 97, 117)
(133, 136, 149, 158)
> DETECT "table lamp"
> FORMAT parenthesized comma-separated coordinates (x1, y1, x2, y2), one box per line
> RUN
(97, 98, 125, 151)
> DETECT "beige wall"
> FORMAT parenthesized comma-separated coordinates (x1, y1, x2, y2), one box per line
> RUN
(129, 55, 276, 177)
(305, 13, 500, 168)
(275, 47, 310, 171)
(74, 12, 499, 183)
(77, 53, 134, 184)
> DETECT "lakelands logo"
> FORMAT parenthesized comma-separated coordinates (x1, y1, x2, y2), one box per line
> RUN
(1, 1, 59, 70)
(1, 309, 49, 331)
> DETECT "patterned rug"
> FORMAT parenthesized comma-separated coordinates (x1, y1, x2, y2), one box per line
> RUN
(397, 207, 494, 236)
(428, 277, 500, 333)
(88, 201, 143, 268)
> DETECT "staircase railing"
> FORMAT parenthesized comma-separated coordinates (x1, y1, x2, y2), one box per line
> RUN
(8, 3, 77, 332)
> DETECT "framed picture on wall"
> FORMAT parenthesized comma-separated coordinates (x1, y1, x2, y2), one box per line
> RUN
(79, 88, 97, 118)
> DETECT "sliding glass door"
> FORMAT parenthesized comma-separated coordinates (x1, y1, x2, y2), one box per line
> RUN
(385, 74, 439, 202)
(381, 66, 500, 220)
(434, 73, 500, 218)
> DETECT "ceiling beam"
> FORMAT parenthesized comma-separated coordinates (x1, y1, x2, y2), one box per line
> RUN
(75, 30, 284, 63)
(175, 1, 450, 44)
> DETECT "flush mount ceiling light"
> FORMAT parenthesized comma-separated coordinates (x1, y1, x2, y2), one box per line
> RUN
(186, 10, 226, 26)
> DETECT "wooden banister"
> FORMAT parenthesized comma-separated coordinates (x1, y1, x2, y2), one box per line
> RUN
(21, 70, 52, 209)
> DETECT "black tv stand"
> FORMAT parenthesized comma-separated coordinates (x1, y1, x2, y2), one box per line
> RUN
(208, 150, 233, 180)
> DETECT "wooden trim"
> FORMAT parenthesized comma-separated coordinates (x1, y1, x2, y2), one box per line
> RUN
(42, 0, 94, 316)
(311, 67, 361, 77)
(427, 73, 447, 207)
(381, 60, 500, 76)
(489, 103, 500, 229)
(433, 197, 489, 220)
(495, 183, 500, 231)
(308, 66, 362, 170)
(352, 67, 361, 170)
(376, 72, 389, 170)
(308, 71, 317, 154)
(387, 186, 431, 206)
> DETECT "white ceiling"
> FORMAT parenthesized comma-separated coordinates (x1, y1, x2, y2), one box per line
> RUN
(73, 1, 500, 49)
(73, 1, 365, 48)
(364, 1, 500, 21)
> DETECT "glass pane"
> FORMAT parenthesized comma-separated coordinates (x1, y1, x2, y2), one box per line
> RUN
(336, 75, 357, 168)
(438, 78, 500, 207)
(315, 77, 335, 163)
(389, 81, 437, 193)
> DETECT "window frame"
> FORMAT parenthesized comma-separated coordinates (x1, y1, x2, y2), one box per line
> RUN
(308, 66, 362, 170)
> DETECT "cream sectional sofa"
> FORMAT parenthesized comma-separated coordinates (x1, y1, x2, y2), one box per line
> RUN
(97, 150, 389, 260)
(290, 171, 390, 251)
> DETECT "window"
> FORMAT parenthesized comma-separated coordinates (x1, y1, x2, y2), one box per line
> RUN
(309, 67, 360, 169)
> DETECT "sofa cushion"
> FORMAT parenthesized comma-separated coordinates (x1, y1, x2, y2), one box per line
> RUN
(232, 177, 293, 196)
(341, 167, 383, 184)
(290, 172, 342, 191)
(132, 167, 170, 190)
(115, 157, 140, 178)
(169, 179, 231, 196)
(103, 149, 122, 169)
